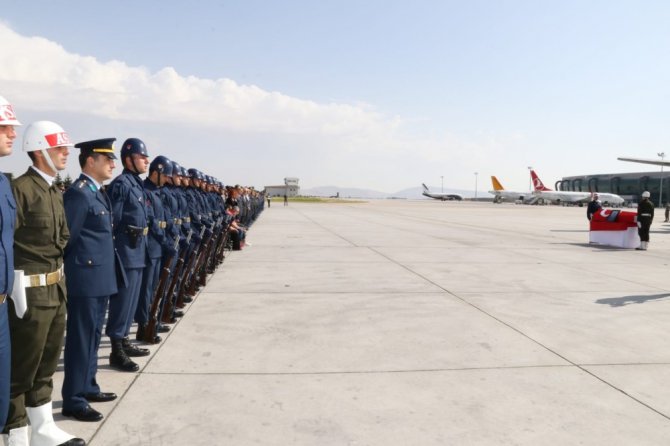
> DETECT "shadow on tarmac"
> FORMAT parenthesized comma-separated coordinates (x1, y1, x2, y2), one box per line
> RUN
(549, 242, 631, 251)
(596, 293, 670, 307)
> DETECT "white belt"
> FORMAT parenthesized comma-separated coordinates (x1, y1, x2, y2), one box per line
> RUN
(25, 265, 64, 288)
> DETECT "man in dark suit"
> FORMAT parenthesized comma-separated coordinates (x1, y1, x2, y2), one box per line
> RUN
(61, 138, 120, 423)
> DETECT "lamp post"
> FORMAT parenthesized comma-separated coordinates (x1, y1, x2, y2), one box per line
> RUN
(441, 176, 444, 193)
(658, 152, 665, 208)
(474, 172, 478, 200)
(527, 166, 532, 191)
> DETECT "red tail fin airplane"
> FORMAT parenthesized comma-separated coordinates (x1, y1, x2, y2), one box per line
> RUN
(529, 169, 624, 206)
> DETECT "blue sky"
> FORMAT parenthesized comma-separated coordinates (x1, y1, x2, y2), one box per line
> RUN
(1, 1, 669, 193)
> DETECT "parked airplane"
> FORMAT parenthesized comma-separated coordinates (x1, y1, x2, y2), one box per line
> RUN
(617, 156, 670, 167)
(421, 183, 463, 201)
(530, 170, 624, 206)
(488, 176, 533, 203)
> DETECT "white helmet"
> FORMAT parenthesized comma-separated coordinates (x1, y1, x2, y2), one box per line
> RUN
(22, 121, 73, 152)
(642, 191, 651, 198)
(0, 95, 21, 126)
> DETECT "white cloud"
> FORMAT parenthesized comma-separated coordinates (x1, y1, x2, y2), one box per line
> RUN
(0, 23, 396, 138)
(0, 22, 519, 191)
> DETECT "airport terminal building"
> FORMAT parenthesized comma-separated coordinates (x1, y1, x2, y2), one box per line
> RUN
(561, 171, 668, 205)
(264, 177, 301, 197)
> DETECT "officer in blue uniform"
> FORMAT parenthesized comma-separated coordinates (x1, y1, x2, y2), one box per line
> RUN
(0, 94, 19, 437)
(136, 156, 177, 343)
(105, 138, 151, 371)
(62, 138, 121, 423)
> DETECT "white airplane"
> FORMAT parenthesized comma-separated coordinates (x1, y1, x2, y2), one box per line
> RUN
(530, 170, 624, 206)
(421, 183, 463, 201)
(617, 156, 670, 167)
(488, 176, 533, 204)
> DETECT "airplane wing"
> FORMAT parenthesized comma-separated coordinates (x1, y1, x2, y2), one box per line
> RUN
(618, 157, 670, 167)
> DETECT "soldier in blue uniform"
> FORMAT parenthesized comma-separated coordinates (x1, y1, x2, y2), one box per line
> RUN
(62, 138, 120, 423)
(155, 162, 186, 324)
(105, 138, 152, 372)
(161, 165, 191, 322)
(136, 156, 177, 343)
(0, 95, 19, 440)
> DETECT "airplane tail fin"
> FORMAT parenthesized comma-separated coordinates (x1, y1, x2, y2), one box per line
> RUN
(422, 183, 430, 192)
(530, 170, 552, 191)
(491, 176, 505, 191)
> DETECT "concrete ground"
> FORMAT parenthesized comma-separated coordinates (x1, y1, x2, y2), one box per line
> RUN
(51, 200, 670, 445)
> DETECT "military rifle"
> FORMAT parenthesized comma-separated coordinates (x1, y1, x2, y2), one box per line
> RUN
(214, 217, 232, 264)
(160, 228, 194, 324)
(185, 220, 219, 297)
(142, 235, 180, 343)
(174, 225, 207, 308)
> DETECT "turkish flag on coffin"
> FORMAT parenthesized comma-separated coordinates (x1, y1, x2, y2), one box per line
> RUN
(589, 209, 640, 249)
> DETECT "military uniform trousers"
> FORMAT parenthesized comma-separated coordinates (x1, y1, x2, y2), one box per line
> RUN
(0, 301, 10, 432)
(179, 241, 197, 297)
(3, 290, 66, 431)
(62, 295, 109, 412)
(135, 257, 161, 325)
(157, 254, 179, 322)
(106, 267, 144, 340)
(172, 241, 198, 309)
(639, 218, 652, 242)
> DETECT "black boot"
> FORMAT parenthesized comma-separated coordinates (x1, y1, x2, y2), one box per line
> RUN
(136, 324, 161, 344)
(136, 323, 146, 341)
(122, 337, 150, 357)
(109, 339, 140, 372)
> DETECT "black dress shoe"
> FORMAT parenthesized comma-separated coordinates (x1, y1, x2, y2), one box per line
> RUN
(58, 438, 86, 446)
(122, 338, 150, 357)
(174, 310, 184, 318)
(157, 324, 170, 333)
(62, 405, 103, 422)
(109, 349, 139, 372)
(84, 392, 117, 402)
(123, 343, 150, 357)
(183, 296, 193, 303)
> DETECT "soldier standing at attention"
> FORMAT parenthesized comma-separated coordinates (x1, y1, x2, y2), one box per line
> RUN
(105, 138, 151, 371)
(136, 156, 177, 343)
(4, 121, 84, 445)
(636, 191, 654, 251)
(61, 139, 120, 423)
(0, 95, 19, 440)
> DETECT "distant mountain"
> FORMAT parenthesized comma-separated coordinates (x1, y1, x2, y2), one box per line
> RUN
(301, 185, 489, 199)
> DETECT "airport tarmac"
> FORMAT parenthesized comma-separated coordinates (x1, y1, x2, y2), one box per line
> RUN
(52, 200, 670, 445)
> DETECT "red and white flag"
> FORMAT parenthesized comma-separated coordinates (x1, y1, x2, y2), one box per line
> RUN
(589, 209, 640, 248)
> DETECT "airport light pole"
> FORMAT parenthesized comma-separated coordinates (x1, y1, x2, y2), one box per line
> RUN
(474, 172, 478, 200)
(441, 176, 444, 193)
(658, 152, 665, 207)
(527, 166, 532, 191)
